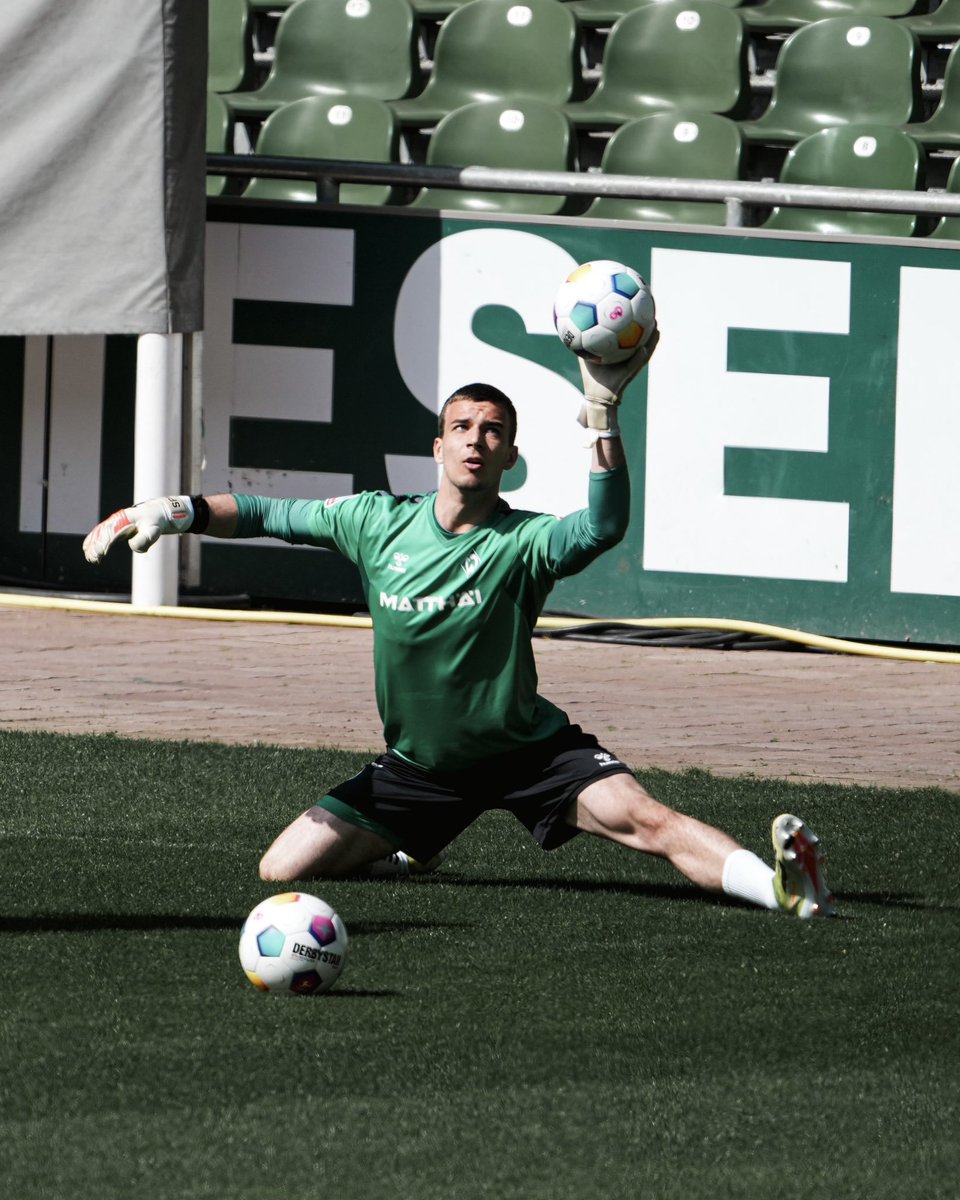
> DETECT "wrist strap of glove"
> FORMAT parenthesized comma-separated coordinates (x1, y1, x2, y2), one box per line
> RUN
(188, 495, 210, 534)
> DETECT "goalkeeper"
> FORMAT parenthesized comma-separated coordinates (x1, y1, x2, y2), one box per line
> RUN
(83, 334, 835, 918)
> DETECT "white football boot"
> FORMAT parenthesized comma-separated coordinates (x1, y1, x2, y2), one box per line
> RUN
(772, 813, 837, 918)
(365, 848, 448, 879)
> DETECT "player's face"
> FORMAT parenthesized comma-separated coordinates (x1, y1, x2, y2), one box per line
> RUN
(433, 400, 519, 491)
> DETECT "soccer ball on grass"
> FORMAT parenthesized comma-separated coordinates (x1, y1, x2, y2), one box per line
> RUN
(239, 892, 348, 995)
(553, 259, 656, 365)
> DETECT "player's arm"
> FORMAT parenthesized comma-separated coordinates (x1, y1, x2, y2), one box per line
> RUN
(545, 326, 659, 571)
(82, 493, 240, 563)
(579, 324, 659, 467)
(83, 491, 361, 563)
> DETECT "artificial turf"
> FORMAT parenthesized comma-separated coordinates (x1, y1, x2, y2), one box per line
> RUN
(0, 730, 957, 1199)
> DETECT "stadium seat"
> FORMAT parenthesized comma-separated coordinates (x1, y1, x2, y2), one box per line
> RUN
(585, 110, 744, 224)
(409, 99, 577, 213)
(409, 0, 474, 15)
(208, 0, 255, 94)
(225, 0, 420, 120)
(569, 0, 743, 25)
(206, 91, 235, 197)
(241, 95, 401, 205)
(563, 1, 751, 130)
(740, 16, 923, 145)
(926, 153, 960, 239)
(762, 124, 923, 236)
(741, 0, 926, 32)
(390, 0, 582, 127)
(902, 40, 960, 148)
(899, 0, 960, 38)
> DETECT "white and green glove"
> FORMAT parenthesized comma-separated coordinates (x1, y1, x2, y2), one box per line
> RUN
(577, 324, 660, 441)
(82, 495, 195, 564)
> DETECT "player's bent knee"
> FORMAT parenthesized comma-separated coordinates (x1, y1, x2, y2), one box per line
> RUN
(258, 853, 289, 883)
(258, 806, 397, 881)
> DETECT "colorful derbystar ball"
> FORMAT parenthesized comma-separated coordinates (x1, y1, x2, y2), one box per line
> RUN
(553, 260, 656, 365)
(239, 892, 348, 995)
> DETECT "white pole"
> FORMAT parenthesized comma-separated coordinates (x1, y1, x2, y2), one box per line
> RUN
(132, 332, 183, 607)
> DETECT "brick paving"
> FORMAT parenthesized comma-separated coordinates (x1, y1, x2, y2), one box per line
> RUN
(2, 604, 959, 792)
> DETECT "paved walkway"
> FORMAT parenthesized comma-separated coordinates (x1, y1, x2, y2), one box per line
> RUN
(2, 603, 958, 792)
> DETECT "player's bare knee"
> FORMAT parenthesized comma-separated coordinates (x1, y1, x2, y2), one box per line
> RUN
(258, 852, 288, 883)
(603, 779, 682, 854)
(624, 792, 674, 843)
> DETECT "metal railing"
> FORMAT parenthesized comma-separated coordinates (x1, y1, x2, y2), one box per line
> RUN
(206, 152, 960, 232)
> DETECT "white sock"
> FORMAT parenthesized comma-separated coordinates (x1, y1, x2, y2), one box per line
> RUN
(722, 849, 779, 911)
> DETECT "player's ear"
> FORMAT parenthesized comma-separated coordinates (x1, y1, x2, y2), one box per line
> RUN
(433, 436, 444, 464)
(505, 444, 519, 470)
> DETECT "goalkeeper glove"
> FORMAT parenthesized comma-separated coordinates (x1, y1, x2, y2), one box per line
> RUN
(577, 324, 660, 440)
(82, 495, 195, 564)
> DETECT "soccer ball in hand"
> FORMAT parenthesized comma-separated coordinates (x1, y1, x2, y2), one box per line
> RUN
(239, 892, 348, 995)
(553, 260, 656, 365)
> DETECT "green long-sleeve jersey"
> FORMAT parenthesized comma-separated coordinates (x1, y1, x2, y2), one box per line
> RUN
(234, 467, 629, 772)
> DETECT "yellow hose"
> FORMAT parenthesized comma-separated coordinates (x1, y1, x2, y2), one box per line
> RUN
(536, 614, 960, 665)
(2, 590, 958, 664)
(0, 591, 372, 627)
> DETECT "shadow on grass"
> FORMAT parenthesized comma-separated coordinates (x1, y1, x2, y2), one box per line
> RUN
(0, 913, 240, 934)
(0, 914, 474, 936)
(431, 874, 711, 904)
(839, 890, 959, 912)
(412, 873, 955, 913)
(320, 988, 401, 998)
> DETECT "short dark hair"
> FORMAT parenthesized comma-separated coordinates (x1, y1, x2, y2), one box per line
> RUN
(438, 383, 517, 444)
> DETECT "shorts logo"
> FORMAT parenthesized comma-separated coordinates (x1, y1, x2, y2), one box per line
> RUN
(594, 752, 621, 767)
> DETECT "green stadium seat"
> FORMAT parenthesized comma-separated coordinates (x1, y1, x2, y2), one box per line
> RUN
(208, 0, 255, 94)
(569, 0, 743, 26)
(241, 95, 401, 206)
(585, 110, 744, 224)
(899, 0, 960, 39)
(226, 0, 420, 120)
(926, 153, 960, 239)
(902, 40, 960, 148)
(742, 0, 926, 32)
(762, 124, 924, 236)
(567, 0, 670, 26)
(740, 16, 923, 145)
(409, 0, 475, 15)
(409, 98, 577, 214)
(206, 91, 235, 197)
(391, 0, 582, 127)
(563, 1, 751, 130)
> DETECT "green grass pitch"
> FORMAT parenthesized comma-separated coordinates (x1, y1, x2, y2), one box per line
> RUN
(1, 729, 957, 1199)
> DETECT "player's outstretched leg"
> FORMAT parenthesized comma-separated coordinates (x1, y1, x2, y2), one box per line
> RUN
(570, 775, 837, 917)
(771, 813, 836, 918)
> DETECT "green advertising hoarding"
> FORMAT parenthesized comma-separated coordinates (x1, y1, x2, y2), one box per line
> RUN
(4, 202, 960, 645)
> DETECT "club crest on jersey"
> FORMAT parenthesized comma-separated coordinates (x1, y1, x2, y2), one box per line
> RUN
(460, 551, 481, 578)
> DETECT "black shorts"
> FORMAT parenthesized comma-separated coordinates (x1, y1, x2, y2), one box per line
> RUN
(319, 725, 633, 863)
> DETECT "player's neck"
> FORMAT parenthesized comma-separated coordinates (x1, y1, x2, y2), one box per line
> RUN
(433, 482, 501, 535)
